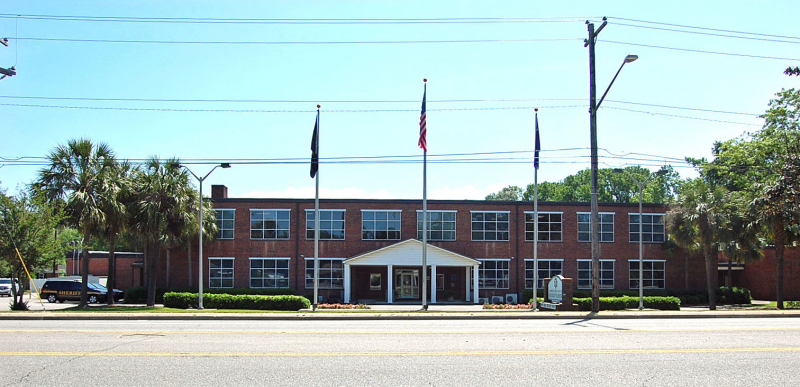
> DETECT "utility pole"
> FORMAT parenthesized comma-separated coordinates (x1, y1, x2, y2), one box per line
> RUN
(0, 38, 15, 80)
(586, 18, 607, 313)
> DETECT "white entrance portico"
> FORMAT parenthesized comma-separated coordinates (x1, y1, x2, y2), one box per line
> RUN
(343, 239, 481, 304)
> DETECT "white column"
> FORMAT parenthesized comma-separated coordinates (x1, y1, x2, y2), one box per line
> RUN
(387, 264, 393, 304)
(344, 264, 351, 304)
(431, 265, 437, 304)
(473, 265, 480, 304)
(465, 267, 471, 302)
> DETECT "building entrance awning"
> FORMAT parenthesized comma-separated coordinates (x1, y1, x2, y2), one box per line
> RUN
(344, 239, 480, 267)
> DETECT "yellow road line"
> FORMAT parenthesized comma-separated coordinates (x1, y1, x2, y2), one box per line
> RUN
(1, 347, 798, 358)
(0, 327, 798, 335)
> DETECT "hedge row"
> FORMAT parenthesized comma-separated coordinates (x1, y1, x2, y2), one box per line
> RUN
(572, 296, 681, 311)
(564, 287, 751, 306)
(124, 287, 296, 304)
(163, 292, 310, 311)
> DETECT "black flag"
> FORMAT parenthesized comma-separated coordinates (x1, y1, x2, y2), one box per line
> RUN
(310, 110, 319, 178)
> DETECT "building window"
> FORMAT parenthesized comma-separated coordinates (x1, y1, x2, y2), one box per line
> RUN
(250, 258, 290, 288)
(629, 214, 665, 243)
(209, 258, 234, 288)
(577, 212, 615, 242)
(370, 273, 382, 291)
(305, 258, 344, 289)
(417, 210, 456, 241)
(478, 259, 510, 289)
(577, 259, 615, 289)
(629, 260, 666, 289)
(524, 259, 563, 289)
(250, 209, 291, 240)
(524, 212, 562, 242)
(306, 210, 345, 240)
(471, 212, 510, 241)
(215, 209, 235, 239)
(362, 210, 401, 240)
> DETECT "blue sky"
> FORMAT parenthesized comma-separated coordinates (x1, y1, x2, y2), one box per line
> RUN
(1, 1, 798, 200)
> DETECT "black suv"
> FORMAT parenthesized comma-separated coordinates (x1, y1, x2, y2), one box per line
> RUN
(41, 280, 123, 303)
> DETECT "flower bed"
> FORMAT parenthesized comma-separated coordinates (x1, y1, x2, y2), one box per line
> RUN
(482, 303, 534, 310)
(316, 303, 371, 310)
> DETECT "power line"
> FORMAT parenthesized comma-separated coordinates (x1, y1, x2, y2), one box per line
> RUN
(0, 102, 584, 112)
(603, 106, 762, 126)
(10, 37, 581, 45)
(613, 22, 800, 45)
(0, 95, 585, 104)
(609, 17, 800, 41)
(0, 14, 596, 25)
(603, 40, 800, 61)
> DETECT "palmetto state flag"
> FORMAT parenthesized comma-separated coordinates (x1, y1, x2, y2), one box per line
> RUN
(534, 110, 541, 170)
(310, 110, 319, 178)
(418, 84, 427, 152)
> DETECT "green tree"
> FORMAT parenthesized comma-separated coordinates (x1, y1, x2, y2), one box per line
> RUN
(0, 191, 61, 309)
(98, 161, 135, 306)
(666, 179, 730, 310)
(36, 139, 116, 307)
(130, 157, 198, 306)
(485, 185, 523, 201)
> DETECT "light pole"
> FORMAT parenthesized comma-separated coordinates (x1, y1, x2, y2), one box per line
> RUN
(586, 18, 638, 312)
(170, 163, 231, 310)
(613, 168, 667, 310)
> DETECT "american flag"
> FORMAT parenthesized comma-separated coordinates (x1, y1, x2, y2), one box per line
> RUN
(418, 83, 427, 152)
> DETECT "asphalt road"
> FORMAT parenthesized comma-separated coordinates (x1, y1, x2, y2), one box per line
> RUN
(0, 317, 798, 386)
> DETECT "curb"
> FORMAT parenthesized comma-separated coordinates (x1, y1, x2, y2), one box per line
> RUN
(2, 311, 799, 321)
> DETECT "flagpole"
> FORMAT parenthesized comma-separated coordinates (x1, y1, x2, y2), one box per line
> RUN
(533, 108, 540, 312)
(421, 80, 428, 311)
(313, 105, 320, 311)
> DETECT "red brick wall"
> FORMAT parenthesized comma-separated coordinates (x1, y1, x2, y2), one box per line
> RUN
(739, 247, 800, 301)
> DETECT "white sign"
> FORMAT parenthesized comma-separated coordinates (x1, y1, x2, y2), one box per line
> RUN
(540, 302, 557, 310)
(548, 275, 564, 304)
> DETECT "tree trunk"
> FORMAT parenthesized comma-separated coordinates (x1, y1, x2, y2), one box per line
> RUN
(187, 242, 193, 287)
(699, 215, 716, 311)
(53, 229, 59, 278)
(775, 220, 786, 310)
(166, 249, 171, 289)
(726, 257, 732, 288)
(79, 228, 92, 307)
(684, 252, 690, 290)
(107, 232, 117, 306)
(146, 243, 159, 306)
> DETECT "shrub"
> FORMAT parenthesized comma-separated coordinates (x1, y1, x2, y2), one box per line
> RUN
(163, 292, 311, 311)
(9, 300, 29, 311)
(573, 296, 680, 311)
(521, 289, 543, 304)
(125, 287, 296, 304)
(786, 301, 800, 309)
(716, 287, 752, 304)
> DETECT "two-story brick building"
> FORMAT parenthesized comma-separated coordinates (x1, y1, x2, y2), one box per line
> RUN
(159, 184, 705, 304)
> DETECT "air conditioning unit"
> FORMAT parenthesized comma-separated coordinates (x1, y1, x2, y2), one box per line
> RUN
(491, 295, 504, 304)
(478, 297, 490, 305)
(505, 293, 518, 304)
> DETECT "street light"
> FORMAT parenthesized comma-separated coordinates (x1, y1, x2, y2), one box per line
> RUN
(613, 168, 667, 310)
(169, 162, 231, 310)
(587, 18, 639, 312)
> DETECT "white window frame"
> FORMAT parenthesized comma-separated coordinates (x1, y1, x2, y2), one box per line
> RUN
(628, 260, 666, 290)
(304, 257, 345, 290)
(577, 259, 615, 290)
(628, 213, 666, 243)
(470, 211, 511, 241)
(249, 257, 291, 289)
(361, 210, 402, 240)
(524, 259, 564, 289)
(416, 210, 457, 241)
(208, 257, 235, 289)
(477, 259, 510, 289)
(305, 209, 346, 240)
(524, 211, 563, 242)
(577, 212, 615, 243)
(249, 209, 291, 240)
(215, 209, 235, 240)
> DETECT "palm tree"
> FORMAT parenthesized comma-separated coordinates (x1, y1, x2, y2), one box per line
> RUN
(753, 154, 800, 309)
(130, 157, 196, 306)
(667, 178, 731, 310)
(98, 161, 135, 306)
(36, 139, 116, 307)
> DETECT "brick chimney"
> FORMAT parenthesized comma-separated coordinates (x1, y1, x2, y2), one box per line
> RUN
(211, 185, 228, 199)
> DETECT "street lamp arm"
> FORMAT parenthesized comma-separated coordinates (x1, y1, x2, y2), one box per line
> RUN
(597, 61, 628, 110)
(201, 165, 220, 182)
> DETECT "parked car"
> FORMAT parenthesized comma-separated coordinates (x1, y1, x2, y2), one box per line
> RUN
(41, 280, 122, 303)
(0, 278, 20, 297)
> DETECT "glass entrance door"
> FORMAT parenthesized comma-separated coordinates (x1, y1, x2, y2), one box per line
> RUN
(396, 269, 419, 299)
